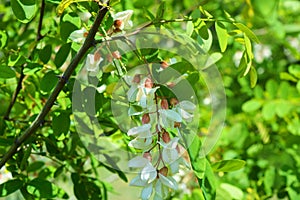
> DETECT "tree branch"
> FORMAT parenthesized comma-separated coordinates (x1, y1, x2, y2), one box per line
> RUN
(4, 0, 46, 120)
(0, 6, 109, 169)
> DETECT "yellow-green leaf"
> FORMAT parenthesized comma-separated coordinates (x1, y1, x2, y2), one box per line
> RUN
(56, 0, 90, 15)
(234, 22, 260, 43)
(250, 66, 257, 88)
(215, 21, 228, 52)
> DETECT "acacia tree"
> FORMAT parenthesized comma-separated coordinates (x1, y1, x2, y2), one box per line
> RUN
(1, 0, 291, 199)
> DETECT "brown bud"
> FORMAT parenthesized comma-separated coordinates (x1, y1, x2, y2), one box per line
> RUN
(83, 32, 89, 37)
(143, 152, 152, 162)
(144, 78, 153, 89)
(159, 166, 168, 176)
(112, 51, 121, 59)
(94, 51, 102, 62)
(161, 99, 169, 109)
(114, 20, 123, 29)
(160, 61, 169, 69)
(142, 113, 150, 124)
(133, 74, 141, 84)
(106, 54, 113, 62)
(170, 98, 179, 106)
(167, 82, 175, 88)
(174, 122, 181, 128)
(162, 131, 171, 143)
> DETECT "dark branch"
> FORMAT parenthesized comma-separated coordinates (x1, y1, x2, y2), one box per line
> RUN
(4, 0, 46, 120)
(0, 6, 109, 169)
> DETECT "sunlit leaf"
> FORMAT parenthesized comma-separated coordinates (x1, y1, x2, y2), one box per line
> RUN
(215, 21, 228, 52)
(212, 159, 246, 172)
(56, 0, 91, 15)
(234, 22, 260, 43)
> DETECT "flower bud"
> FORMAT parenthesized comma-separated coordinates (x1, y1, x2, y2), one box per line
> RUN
(159, 166, 168, 176)
(162, 130, 170, 143)
(144, 78, 153, 89)
(133, 74, 141, 84)
(160, 61, 169, 69)
(143, 152, 152, 162)
(167, 82, 175, 88)
(83, 32, 89, 37)
(142, 113, 150, 124)
(112, 51, 121, 59)
(174, 122, 181, 128)
(161, 99, 169, 109)
(94, 51, 102, 62)
(114, 19, 123, 29)
(170, 98, 179, 106)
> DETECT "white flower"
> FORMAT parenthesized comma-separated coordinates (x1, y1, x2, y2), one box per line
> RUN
(126, 76, 159, 108)
(127, 124, 153, 149)
(85, 53, 103, 77)
(158, 137, 182, 174)
(0, 166, 12, 184)
(112, 10, 133, 30)
(69, 28, 87, 43)
(129, 156, 157, 185)
(159, 109, 182, 128)
(174, 100, 196, 122)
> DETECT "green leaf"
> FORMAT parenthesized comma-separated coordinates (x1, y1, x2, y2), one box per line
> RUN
(40, 71, 58, 93)
(297, 81, 300, 93)
(262, 101, 276, 120)
(249, 66, 257, 88)
(220, 183, 244, 199)
(156, 1, 166, 20)
(264, 166, 275, 196)
(266, 79, 278, 98)
(0, 31, 8, 48)
(0, 65, 16, 79)
(280, 72, 297, 82)
(215, 21, 228, 52)
(0, 179, 24, 197)
(11, 0, 37, 23)
(54, 43, 71, 67)
(27, 161, 45, 173)
(242, 99, 262, 113)
(275, 100, 293, 117)
(52, 112, 70, 135)
(234, 23, 260, 43)
(39, 44, 52, 64)
(54, 165, 64, 178)
(288, 64, 300, 78)
(27, 178, 56, 198)
(56, 0, 90, 15)
(211, 159, 246, 172)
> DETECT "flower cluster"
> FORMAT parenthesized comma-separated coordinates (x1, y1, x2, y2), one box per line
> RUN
(126, 67, 196, 199)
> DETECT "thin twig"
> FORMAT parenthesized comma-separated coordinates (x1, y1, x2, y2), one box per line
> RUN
(0, 5, 109, 169)
(4, 0, 46, 120)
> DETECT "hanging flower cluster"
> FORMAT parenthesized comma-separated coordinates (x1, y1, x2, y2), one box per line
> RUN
(125, 64, 196, 199)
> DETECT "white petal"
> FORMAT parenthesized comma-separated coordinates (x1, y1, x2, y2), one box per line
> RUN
(141, 184, 153, 200)
(129, 137, 152, 149)
(169, 161, 179, 174)
(141, 163, 157, 183)
(128, 156, 148, 168)
(160, 109, 182, 123)
(127, 85, 138, 102)
(158, 174, 178, 190)
(162, 148, 178, 164)
(130, 175, 147, 187)
(178, 100, 196, 111)
(127, 124, 151, 136)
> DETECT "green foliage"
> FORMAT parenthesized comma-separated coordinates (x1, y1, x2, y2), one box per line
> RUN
(1, 0, 300, 199)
